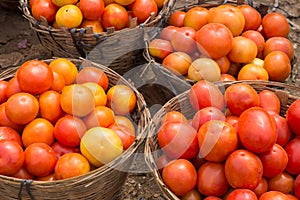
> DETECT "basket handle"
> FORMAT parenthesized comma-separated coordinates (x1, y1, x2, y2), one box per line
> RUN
(18, 179, 34, 200)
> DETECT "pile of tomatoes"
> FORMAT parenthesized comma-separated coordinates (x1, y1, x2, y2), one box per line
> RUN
(148, 3, 294, 83)
(155, 80, 300, 199)
(0, 58, 137, 181)
(30, 0, 165, 31)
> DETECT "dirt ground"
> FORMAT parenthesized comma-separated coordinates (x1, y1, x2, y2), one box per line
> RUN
(0, 0, 300, 199)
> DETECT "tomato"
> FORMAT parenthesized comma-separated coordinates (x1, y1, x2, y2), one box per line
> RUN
(215, 56, 231, 74)
(31, 0, 58, 23)
(219, 74, 236, 82)
(187, 58, 221, 82)
(238, 4, 262, 31)
(12, 166, 35, 180)
(168, 11, 186, 27)
(162, 111, 188, 124)
(108, 124, 135, 150)
(225, 149, 263, 190)
(0, 140, 24, 176)
(237, 63, 269, 81)
(225, 115, 239, 133)
(39, 90, 65, 124)
(189, 80, 225, 111)
(6, 76, 21, 98)
(224, 83, 260, 116)
(101, 3, 129, 31)
(131, 0, 158, 23)
(158, 122, 199, 160)
(191, 106, 225, 131)
(83, 105, 115, 128)
(17, 60, 54, 95)
(259, 144, 288, 178)
(184, 6, 209, 31)
(226, 189, 258, 200)
(114, 115, 135, 135)
(238, 107, 277, 153)
(242, 30, 265, 55)
(181, 189, 202, 200)
(50, 70, 65, 92)
(162, 159, 197, 197)
(286, 99, 300, 136)
(228, 36, 257, 64)
(253, 177, 268, 197)
(75, 66, 109, 91)
(262, 12, 290, 39)
(82, 82, 107, 107)
(285, 137, 300, 175)
(162, 51, 192, 75)
(160, 25, 179, 41)
(0, 103, 24, 132)
(0, 80, 8, 104)
(195, 23, 233, 59)
(286, 194, 300, 200)
(51, 141, 80, 160)
(35, 173, 56, 181)
(54, 115, 87, 147)
(258, 90, 281, 114)
(0, 126, 22, 146)
(81, 19, 104, 34)
(49, 58, 78, 86)
(79, 0, 105, 20)
(5, 92, 39, 125)
(259, 191, 289, 200)
(294, 174, 300, 198)
(55, 153, 90, 180)
(263, 37, 294, 61)
(148, 38, 173, 60)
(24, 143, 57, 177)
(197, 161, 229, 197)
(268, 112, 291, 147)
(171, 26, 197, 55)
(204, 197, 222, 200)
(268, 172, 294, 194)
(198, 120, 238, 162)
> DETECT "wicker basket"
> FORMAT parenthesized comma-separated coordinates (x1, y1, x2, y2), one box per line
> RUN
(0, 58, 151, 200)
(19, 0, 175, 75)
(144, 80, 300, 200)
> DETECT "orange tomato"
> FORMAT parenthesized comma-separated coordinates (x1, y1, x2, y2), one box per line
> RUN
(161, 111, 188, 124)
(6, 76, 21, 98)
(113, 115, 135, 135)
(5, 92, 39, 125)
(82, 82, 107, 107)
(0, 80, 8, 104)
(49, 58, 78, 85)
(237, 63, 269, 81)
(22, 118, 55, 148)
(228, 36, 257, 64)
(262, 12, 290, 39)
(214, 56, 230, 74)
(238, 4, 262, 31)
(50, 70, 65, 92)
(184, 6, 209, 31)
(162, 51, 192, 75)
(83, 105, 115, 128)
(81, 19, 104, 34)
(0, 103, 24, 132)
(114, 0, 135, 6)
(55, 4, 83, 29)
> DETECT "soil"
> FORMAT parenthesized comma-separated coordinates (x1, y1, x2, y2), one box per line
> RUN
(0, 0, 300, 200)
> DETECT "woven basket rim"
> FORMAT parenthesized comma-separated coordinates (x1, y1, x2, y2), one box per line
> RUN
(0, 57, 151, 187)
(144, 80, 300, 200)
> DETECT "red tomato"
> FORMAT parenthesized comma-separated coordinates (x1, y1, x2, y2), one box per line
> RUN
(51, 141, 80, 160)
(195, 23, 233, 59)
(131, 0, 158, 23)
(225, 149, 263, 190)
(204, 197, 222, 200)
(54, 115, 87, 147)
(259, 90, 281, 114)
(253, 177, 268, 197)
(268, 112, 291, 147)
(238, 107, 277, 153)
(191, 106, 225, 131)
(101, 3, 129, 31)
(197, 161, 229, 197)
(12, 166, 35, 180)
(0, 80, 8, 104)
(189, 80, 225, 111)
(158, 122, 199, 160)
(24, 143, 57, 177)
(160, 25, 179, 41)
(0, 140, 24, 176)
(294, 174, 300, 198)
(108, 124, 135, 150)
(168, 11, 186, 27)
(286, 194, 300, 200)
(6, 76, 21, 98)
(0, 103, 24, 132)
(286, 99, 300, 136)
(268, 172, 294, 194)
(226, 189, 258, 200)
(162, 111, 188, 124)
(224, 83, 260, 116)
(259, 191, 289, 200)
(225, 115, 239, 133)
(148, 38, 173, 60)
(0, 126, 22, 146)
(198, 120, 238, 162)
(262, 12, 290, 39)
(285, 137, 300, 175)
(242, 30, 265, 55)
(31, 0, 58, 23)
(171, 26, 197, 55)
(17, 59, 54, 95)
(181, 189, 202, 200)
(162, 159, 197, 197)
(258, 144, 288, 178)
(238, 4, 262, 31)
(79, 0, 105, 20)
(263, 36, 294, 61)
(228, 36, 257, 64)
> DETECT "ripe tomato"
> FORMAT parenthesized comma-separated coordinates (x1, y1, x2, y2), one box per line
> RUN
(158, 121, 199, 160)
(198, 120, 238, 162)
(259, 144, 288, 178)
(6, 76, 21, 98)
(268, 112, 291, 147)
(238, 107, 277, 153)
(204, 197, 222, 200)
(81, 19, 104, 34)
(82, 82, 107, 107)
(259, 191, 289, 200)
(131, 0, 158, 23)
(114, 115, 135, 135)
(253, 177, 268, 197)
(168, 11, 186, 27)
(262, 12, 290, 38)
(54, 115, 87, 147)
(242, 30, 265, 55)
(224, 83, 259, 116)
(197, 161, 229, 197)
(187, 58, 221, 82)
(39, 90, 65, 124)
(31, 0, 58, 23)
(75, 66, 109, 91)
(55, 153, 90, 180)
(49, 58, 78, 86)
(286, 194, 300, 200)
(181, 189, 202, 200)
(263, 36, 294, 61)
(79, 0, 105, 20)
(108, 124, 135, 150)
(171, 26, 197, 55)
(17, 60, 54, 95)
(268, 172, 294, 194)
(162, 159, 197, 197)
(0, 140, 24, 176)
(191, 106, 225, 131)
(259, 90, 281, 114)
(101, 3, 129, 31)
(160, 25, 179, 41)
(184, 6, 208, 31)
(225, 149, 263, 190)
(228, 36, 257, 64)
(237, 63, 269, 81)
(226, 189, 258, 200)
(286, 99, 300, 136)
(215, 56, 231, 74)
(162, 51, 192, 75)
(83, 105, 115, 128)
(50, 70, 65, 92)
(225, 115, 239, 133)
(22, 118, 55, 148)
(162, 111, 188, 124)
(5, 92, 39, 125)
(148, 38, 173, 60)
(51, 141, 80, 160)
(35, 173, 56, 181)
(12, 166, 35, 180)
(238, 4, 262, 31)
(0, 80, 8, 104)
(285, 137, 300, 175)
(195, 23, 233, 59)
(294, 174, 300, 198)
(0, 126, 22, 146)
(189, 80, 225, 111)
(0, 103, 24, 132)
(24, 143, 57, 177)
